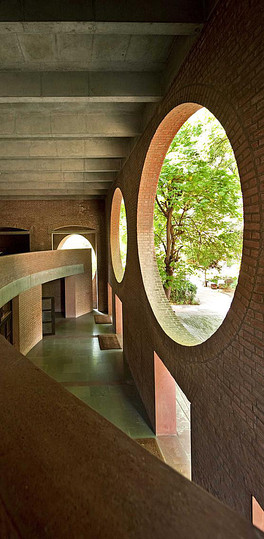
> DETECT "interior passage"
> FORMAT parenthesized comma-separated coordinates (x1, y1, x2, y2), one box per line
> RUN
(27, 312, 191, 478)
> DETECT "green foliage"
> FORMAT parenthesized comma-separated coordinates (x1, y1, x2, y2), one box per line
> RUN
(154, 107, 243, 301)
(170, 277, 198, 305)
(119, 199, 127, 269)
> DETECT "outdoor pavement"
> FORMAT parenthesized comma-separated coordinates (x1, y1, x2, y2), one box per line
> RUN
(172, 285, 234, 343)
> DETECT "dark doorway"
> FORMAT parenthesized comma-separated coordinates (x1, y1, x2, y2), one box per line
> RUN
(0, 301, 12, 343)
(0, 228, 30, 256)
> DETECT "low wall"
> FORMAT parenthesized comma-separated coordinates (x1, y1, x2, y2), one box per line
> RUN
(0, 249, 91, 308)
(13, 285, 42, 355)
(0, 249, 92, 354)
(0, 335, 261, 538)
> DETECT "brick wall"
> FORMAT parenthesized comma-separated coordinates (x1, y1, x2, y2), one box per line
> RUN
(42, 279, 62, 312)
(13, 285, 42, 355)
(106, 0, 264, 520)
(0, 199, 107, 311)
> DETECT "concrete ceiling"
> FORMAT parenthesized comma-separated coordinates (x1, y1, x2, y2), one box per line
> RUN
(0, 1, 216, 200)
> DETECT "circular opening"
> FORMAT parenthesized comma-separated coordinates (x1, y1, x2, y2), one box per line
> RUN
(57, 233, 97, 279)
(110, 188, 128, 283)
(138, 104, 243, 347)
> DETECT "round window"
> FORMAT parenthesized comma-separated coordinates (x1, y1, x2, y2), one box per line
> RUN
(138, 105, 243, 346)
(110, 188, 128, 283)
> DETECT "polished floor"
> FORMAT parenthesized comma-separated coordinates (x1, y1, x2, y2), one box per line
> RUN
(27, 311, 191, 478)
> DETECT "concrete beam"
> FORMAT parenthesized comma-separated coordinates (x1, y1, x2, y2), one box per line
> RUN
(0, 22, 203, 36)
(0, 195, 105, 200)
(0, 72, 162, 103)
(0, 1, 204, 23)
(0, 172, 115, 183)
(0, 110, 142, 137)
(0, 158, 122, 172)
(0, 138, 130, 158)
(0, 182, 111, 191)
(0, 189, 109, 196)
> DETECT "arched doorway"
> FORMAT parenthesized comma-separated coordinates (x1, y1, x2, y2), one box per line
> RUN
(52, 226, 98, 310)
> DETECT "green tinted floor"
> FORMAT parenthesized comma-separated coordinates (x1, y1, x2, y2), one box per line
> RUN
(27, 312, 155, 439)
(28, 311, 192, 478)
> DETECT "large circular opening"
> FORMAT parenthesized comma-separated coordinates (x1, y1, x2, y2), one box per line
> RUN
(58, 233, 97, 279)
(138, 104, 243, 346)
(110, 188, 128, 283)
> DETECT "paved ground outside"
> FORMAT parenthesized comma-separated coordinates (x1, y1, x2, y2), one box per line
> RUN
(172, 284, 234, 344)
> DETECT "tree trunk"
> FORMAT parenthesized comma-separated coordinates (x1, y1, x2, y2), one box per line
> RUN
(204, 269, 207, 287)
(164, 207, 174, 301)
(164, 285, 171, 301)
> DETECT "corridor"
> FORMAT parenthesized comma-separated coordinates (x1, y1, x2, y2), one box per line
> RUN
(27, 312, 191, 479)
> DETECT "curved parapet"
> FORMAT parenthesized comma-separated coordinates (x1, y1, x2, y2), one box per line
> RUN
(0, 250, 93, 354)
(0, 336, 261, 538)
(0, 249, 90, 308)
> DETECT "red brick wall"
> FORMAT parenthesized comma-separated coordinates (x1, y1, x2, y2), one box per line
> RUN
(106, 0, 264, 520)
(65, 251, 93, 318)
(13, 285, 42, 355)
(42, 279, 62, 312)
(0, 199, 107, 311)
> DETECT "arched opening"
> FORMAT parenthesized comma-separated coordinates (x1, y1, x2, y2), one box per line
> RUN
(138, 104, 243, 347)
(51, 226, 98, 311)
(58, 234, 97, 279)
(110, 188, 128, 283)
(0, 227, 30, 256)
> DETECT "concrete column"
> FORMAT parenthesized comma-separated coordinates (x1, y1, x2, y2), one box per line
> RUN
(12, 285, 42, 355)
(154, 352, 177, 435)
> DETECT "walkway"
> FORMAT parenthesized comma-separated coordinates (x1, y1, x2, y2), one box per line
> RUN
(172, 285, 234, 343)
(27, 311, 191, 479)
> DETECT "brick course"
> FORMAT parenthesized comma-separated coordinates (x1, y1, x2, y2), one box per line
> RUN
(13, 285, 42, 355)
(0, 199, 107, 311)
(107, 0, 264, 519)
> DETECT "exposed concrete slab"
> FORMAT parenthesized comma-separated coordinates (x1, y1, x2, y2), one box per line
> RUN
(0, 111, 142, 137)
(0, 158, 122, 172)
(0, 22, 203, 35)
(0, 172, 115, 183)
(0, 182, 113, 191)
(163, 35, 198, 91)
(0, 138, 130, 158)
(0, 72, 162, 102)
(0, 7, 205, 200)
(0, 102, 144, 113)
(0, 1, 204, 23)
(0, 31, 175, 71)
(0, 189, 109, 196)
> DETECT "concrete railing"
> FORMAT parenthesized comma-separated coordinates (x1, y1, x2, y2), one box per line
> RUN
(0, 249, 90, 308)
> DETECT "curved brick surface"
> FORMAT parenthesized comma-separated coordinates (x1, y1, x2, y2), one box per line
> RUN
(107, 0, 264, 519)
(0, 336, 261, 539)
(0, 249, 90, 307)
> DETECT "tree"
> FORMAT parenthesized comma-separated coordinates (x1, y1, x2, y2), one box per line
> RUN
(119, 198, 128, 268)
(154, 108, 243, 300)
